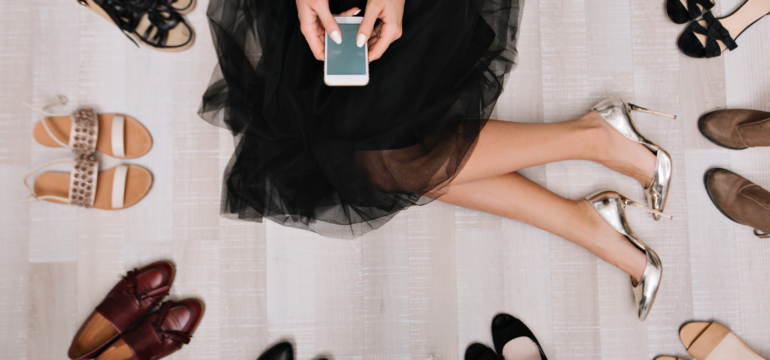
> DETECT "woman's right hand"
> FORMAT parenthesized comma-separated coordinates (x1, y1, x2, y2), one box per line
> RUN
(297, 0, 360, 60)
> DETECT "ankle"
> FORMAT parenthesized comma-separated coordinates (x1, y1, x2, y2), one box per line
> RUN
(576, 199, 646, 282)
(573, 112, 612, 161)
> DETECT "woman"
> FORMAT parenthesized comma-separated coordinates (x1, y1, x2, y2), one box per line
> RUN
(200, 0, 672, 320)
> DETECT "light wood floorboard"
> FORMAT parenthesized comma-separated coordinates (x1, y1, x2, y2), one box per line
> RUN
(2, 0, 770, 359)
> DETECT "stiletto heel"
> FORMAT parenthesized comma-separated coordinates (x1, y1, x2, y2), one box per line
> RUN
(591, 98, 675, 221)
(628, 104, 678, 119)
(585, 191, 670, 321)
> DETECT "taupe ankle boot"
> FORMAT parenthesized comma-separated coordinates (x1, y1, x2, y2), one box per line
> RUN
(705, 168, 770, 238)
(698, 109, 770, 150)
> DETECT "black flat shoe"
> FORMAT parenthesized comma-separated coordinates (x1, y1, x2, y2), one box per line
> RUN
(678, 0, 770, 59)
(257, 342, 293, 360)
(465, 343, 501, 360)
(667, 0, 715, 24)
(491, 314, 547, 360)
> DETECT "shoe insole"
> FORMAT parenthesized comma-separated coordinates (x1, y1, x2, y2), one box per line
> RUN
(33, 165, 153, 210)
(68, 313, 118, 359)
(34, 114, 152, 159)
(95, 339, 134, 360)
(694, 0, 770, 51)
(681, 322, 765, 360)
(679, 0, 714, 12)
(503, 337, 542, 360)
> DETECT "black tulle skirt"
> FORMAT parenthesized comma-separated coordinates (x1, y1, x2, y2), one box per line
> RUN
(199, 0, 522, 237)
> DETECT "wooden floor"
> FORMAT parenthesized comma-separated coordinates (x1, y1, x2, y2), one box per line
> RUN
(2, 0, 770, 359)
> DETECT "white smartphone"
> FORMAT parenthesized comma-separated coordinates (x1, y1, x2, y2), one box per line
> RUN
(325, 16, 369, 86)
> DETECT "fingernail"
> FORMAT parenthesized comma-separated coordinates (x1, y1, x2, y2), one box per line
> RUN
(357, 33, 366, 47)
(353, 9, 361, 15)
(330, 30, 342, 44)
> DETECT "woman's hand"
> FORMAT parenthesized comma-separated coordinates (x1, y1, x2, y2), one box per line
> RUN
(297, 0, 360, 60)
(357, 0, 405, 62)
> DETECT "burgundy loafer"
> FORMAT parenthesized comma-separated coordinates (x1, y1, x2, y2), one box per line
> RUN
(68, 261, 175, 360)
(95, 299, 205, 360)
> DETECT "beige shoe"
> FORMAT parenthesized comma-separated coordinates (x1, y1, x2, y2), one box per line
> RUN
(699, 109, 770, 150)
(28, 97, 152, 159)
(705, 168, 770, 238)
(78, 0, 195, 52)
(654, 357, 688, 360)
(24, 155, 152, 210)
(681, 322, 765, 360)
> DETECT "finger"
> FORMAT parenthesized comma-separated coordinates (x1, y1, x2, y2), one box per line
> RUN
(315, 33, 326, 60)
(367, 23, 382, 47)
(357, 3, 381, 48)
(334, 7, 360, 17)
(299, 4, 326, 60)
(300, 21, 325, 60)
(368, 23, 397, 61)
(312, 2, 342, 44)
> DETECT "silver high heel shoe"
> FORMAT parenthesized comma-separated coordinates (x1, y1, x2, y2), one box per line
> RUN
(591, 98, 676, 221)
(585, 190, 672, 321)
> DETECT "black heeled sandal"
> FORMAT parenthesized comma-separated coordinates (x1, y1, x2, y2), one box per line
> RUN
(491, 314, 547, 360)
(678, 0, 770, 59)
(77, 0, 195, 52)
(667, 0, 715, 24)
(160, 0, 196, 15)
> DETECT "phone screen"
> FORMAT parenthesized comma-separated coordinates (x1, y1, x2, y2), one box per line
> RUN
(327, 24, 366, 75)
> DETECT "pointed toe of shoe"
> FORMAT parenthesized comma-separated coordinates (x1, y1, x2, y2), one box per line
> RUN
(258, 342, 294, 360)
(492, 313, 517, 330)
(465, 343, 497, 360)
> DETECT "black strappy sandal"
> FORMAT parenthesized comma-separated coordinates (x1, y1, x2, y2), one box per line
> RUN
(160, 0, 196, 15)
(678, 0, 770, 59)
(491, 314, 547, 360)
(77, 0, 195, 52)
(666, 0, 715, 24)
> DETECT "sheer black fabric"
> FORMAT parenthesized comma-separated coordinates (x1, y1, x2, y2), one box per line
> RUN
(199, 0, 522, 237)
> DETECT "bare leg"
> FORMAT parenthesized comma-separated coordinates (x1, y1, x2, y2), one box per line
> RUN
(452, 111, 656, 187)
(440, 172, 647, 281)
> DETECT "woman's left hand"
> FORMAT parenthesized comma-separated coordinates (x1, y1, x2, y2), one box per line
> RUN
(357, 0, 405, 62)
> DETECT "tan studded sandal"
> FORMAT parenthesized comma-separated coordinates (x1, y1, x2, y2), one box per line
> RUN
(23, 155, 153, 210)
(680, 321, 765, 360)
(77, 0, 195, 52)
(27, 97, 152, 159)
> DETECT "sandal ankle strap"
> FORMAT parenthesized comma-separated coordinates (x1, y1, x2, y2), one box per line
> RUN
(23, 154, 100, 208)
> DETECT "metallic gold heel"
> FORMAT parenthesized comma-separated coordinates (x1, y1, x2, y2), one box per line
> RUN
(628, 104, 678, 119)
(585, 190, 671, 321)
(591, 98, 676, 221)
